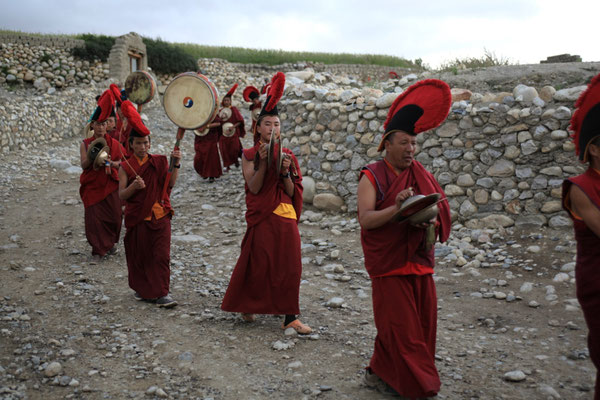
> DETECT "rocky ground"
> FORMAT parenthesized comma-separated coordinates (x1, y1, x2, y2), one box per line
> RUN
(0, 104, 597, 400)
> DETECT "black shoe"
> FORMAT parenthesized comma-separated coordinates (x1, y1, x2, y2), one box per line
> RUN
(156, 296, 177, 308)
(208, 177, 215, 183)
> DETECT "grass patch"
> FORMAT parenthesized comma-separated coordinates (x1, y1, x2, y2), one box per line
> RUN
(438, 48, 512, 72)
(175, 43, 419, 68)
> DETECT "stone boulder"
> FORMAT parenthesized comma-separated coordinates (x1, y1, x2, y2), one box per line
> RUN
(302, 176, 316, 204)
(286, 68, 315, 82)
(313, 193, 345, 212)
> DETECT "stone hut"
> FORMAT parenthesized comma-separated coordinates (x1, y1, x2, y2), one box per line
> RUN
(108, 32, 148, 84)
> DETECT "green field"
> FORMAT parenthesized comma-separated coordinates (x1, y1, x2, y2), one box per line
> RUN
(0, 30, 420, 69)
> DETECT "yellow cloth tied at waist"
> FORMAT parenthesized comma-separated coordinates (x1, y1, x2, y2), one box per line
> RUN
(272, 202, 297, 220)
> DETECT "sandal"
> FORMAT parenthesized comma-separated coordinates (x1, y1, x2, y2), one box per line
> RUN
(282, 319, 312, 334)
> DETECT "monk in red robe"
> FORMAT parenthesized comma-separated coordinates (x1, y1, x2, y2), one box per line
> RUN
(218, 84, 246, 171)
(243, 85, 262, 144)
(358, 80, 452, 398)
(118, 109, 181, 308)
(79, 90, 126, 259)
(562, 73, 600, 400)
(193, 117, 223, 182)
(221, 72, 312, 334)
(107, 85, 133, 158)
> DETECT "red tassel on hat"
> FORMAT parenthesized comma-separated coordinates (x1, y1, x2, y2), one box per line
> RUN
(570, 73, 600, 161)
(378, 79, 451, 152)
(93, 90, 115, 122)
(225, 83, 238, 98)
(265, 72, 285, 112)
(109, 84, 123, 105)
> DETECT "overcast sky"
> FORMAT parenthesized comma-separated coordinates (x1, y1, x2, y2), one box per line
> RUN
(1, 0, 598, 68)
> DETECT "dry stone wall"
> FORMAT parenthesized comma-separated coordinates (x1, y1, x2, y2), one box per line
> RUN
(0, 86, 96, 152)
(276, 78, 587, 228)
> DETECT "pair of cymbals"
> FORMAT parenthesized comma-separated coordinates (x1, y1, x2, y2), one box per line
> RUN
(392, 193, 442, 224)
(267, 128, 283, 174)
(86, 137, 110, 170)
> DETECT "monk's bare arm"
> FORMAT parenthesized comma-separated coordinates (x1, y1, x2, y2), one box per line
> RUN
(357, 174, 398, 230)
(570, 185, 600, 237)
(243, 149, 267, 194)
(281, 155, 294, 197)
(118, 167, 145, 200)
(80, 142, 92, 169)
(282, 175, 294, 197)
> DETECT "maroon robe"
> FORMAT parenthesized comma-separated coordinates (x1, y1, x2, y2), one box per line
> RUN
(194, 119, 223, 179)
(360, 159, 451, 398)
(79, 134, 126, 256)
(563, 167, 600, 400)
(122, 154, 173, 299)
(221, 144, 304, 314)
(218, 106, 245, 169)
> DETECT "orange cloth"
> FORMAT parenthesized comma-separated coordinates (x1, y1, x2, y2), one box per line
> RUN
(362, 158, 433, 277)
(134, 155, 168, 221)
(273, 202, 297, 219)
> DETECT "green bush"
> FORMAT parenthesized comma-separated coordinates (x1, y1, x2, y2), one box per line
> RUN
(438, 48, 512, 72)
(71, 34, 115, 62)
(143, 37, 198, 74)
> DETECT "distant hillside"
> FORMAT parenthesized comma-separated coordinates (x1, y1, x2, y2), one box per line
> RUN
(0, 30, 421, 69)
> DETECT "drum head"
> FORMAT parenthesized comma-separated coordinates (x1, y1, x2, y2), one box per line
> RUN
(219, 107, 232, 121)
(251, 108, 261, 121)
(222, 122, 235, 137)
(124, 71, 156, 105)
(163, 73, 218, 130)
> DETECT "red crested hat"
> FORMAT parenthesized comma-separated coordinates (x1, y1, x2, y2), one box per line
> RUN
(570, 73, 600, 162)
(91, 89, 115, 122)
(109, 84, 123, 105)
(378, 79, 451, 152)
(243, 86, 260, 102)
(261, 82, 271, 95)
(258, 72, 285, 119)
(225, 83, 238, 98)
(120, 100, 149, 137)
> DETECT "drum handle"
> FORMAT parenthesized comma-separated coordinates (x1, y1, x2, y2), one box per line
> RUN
(169, 127, 185, 172)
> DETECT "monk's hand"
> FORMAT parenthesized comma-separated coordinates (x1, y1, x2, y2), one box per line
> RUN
(281, 154, 291, 173)
(258, 143, 268, 160)
(395, 187, 415, 209)
(132, 176, 145, 190)
(171, 149, 182, 164)
(411, 217, 436, 229)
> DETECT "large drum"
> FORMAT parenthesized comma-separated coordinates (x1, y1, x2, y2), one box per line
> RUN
(163, 72, 219, 130)
(124, 71, 156, 105)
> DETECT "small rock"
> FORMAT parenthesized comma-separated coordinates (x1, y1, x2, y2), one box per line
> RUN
(504, 370, 526, 382)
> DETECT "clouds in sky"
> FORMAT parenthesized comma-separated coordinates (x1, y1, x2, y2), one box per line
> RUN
(1, 0, 598, 67)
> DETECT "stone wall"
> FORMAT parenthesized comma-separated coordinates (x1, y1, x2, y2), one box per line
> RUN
(276, 81, 588, 228)
(0, 42, 109, 89)
(0, 33, 84, 49)
(0, 87, 96, 153)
